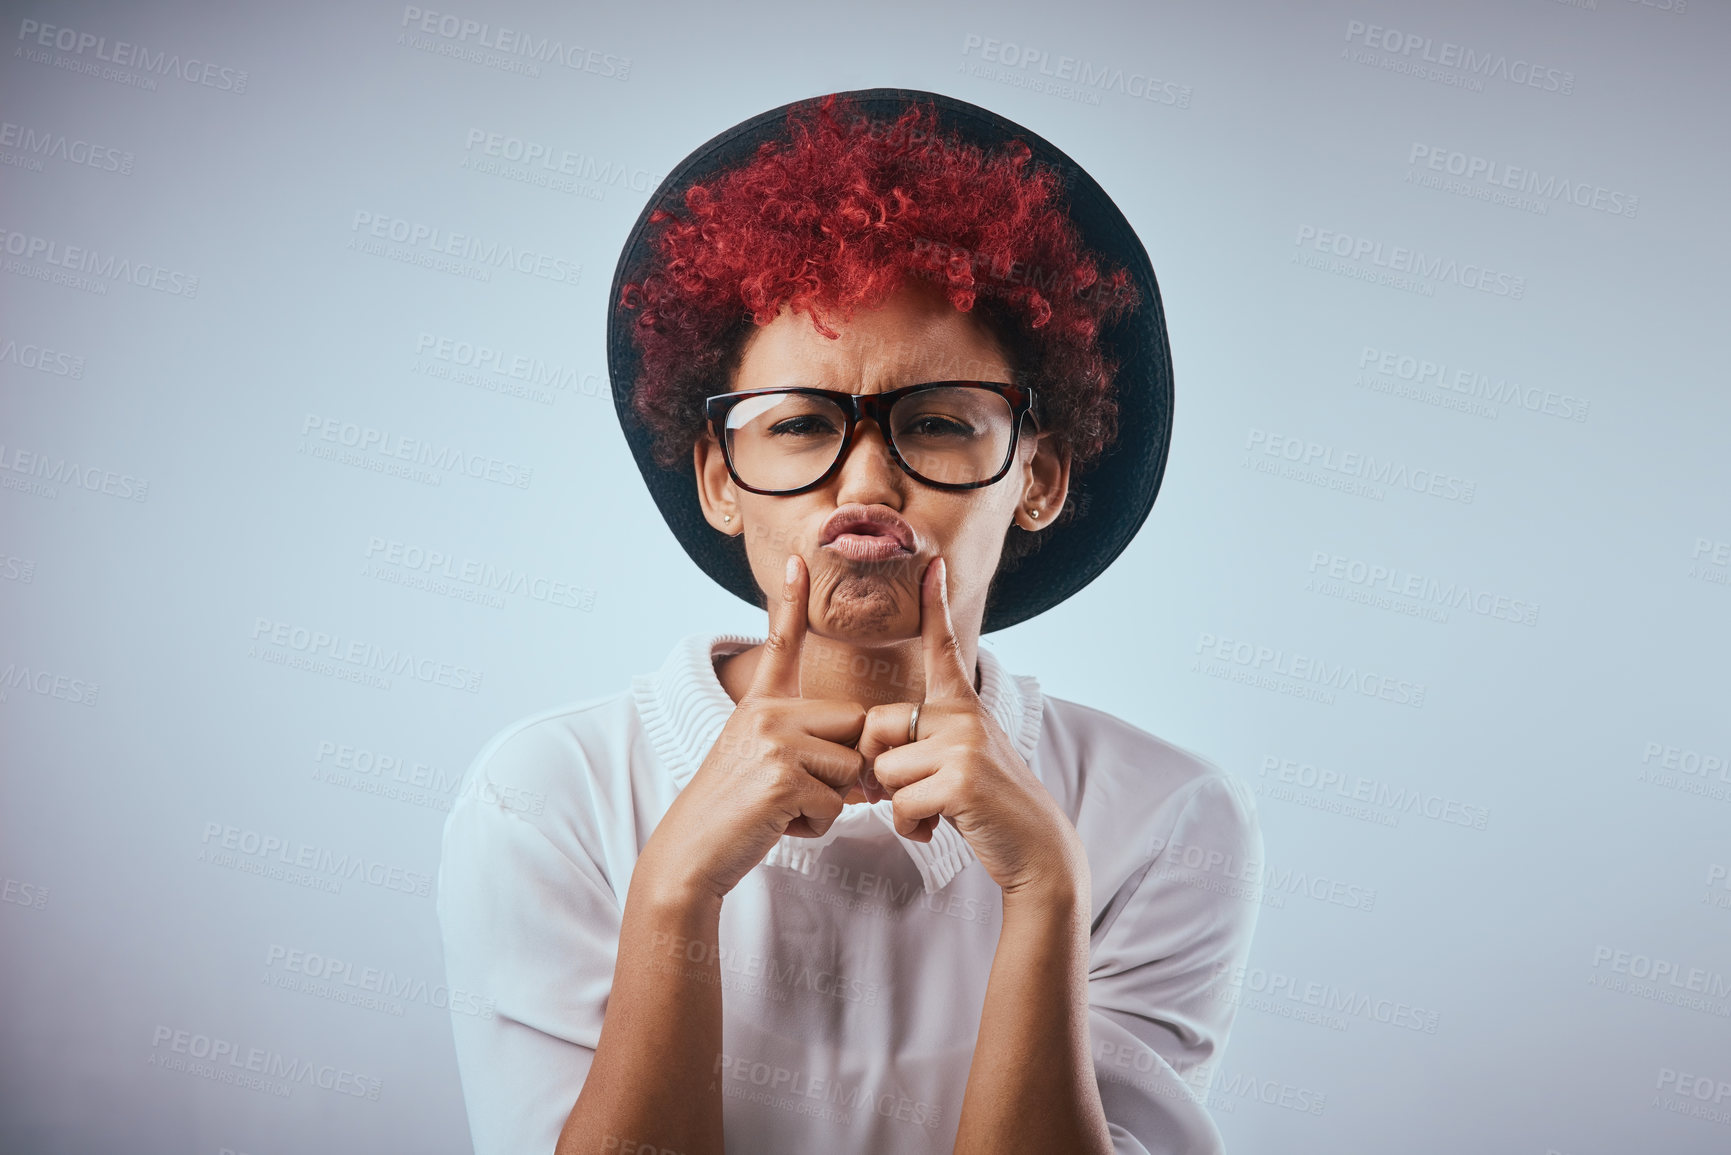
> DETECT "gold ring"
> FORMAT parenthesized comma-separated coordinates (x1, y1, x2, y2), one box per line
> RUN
(907, 701, 922, 744)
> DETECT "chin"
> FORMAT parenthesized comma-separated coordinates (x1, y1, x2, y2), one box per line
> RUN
(813, 575, 916, 639)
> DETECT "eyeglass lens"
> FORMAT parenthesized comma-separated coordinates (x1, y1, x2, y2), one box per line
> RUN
(722, 387, 1016, 491)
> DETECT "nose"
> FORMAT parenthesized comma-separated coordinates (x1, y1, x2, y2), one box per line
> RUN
(829, 417, 905, 508)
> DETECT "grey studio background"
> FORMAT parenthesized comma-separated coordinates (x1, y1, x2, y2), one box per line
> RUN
(2, 0, 1727, 1152)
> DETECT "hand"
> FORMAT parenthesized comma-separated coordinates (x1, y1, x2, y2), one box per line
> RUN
(637, 554, 867, 904)
(860, 557, 1087, 899)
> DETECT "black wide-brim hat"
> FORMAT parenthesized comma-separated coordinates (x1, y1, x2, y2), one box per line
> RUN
(607, 88, 1172, 633)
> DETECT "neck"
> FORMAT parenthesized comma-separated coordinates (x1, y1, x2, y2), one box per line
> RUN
(715, 631, 981, 706)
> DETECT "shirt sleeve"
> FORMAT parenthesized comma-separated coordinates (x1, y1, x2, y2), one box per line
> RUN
(436, 734, 624, 1155)
(1086, 773, 1265, 1155)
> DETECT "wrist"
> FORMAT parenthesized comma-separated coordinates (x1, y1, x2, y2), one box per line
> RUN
(1000, 823, 1090, 912)
(1000, 858, 1088, 921)
(630, 848, 728, 918)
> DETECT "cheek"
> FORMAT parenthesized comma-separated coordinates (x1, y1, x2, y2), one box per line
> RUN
(737, 500, 817, 566)
(924, 490, 1018, 566)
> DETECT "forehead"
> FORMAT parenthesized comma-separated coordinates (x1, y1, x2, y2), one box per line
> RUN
(732, 282, 1011, 393)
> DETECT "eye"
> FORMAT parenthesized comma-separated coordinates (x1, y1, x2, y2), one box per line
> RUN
(767, 414, 840, 438)
(898, 413, 976, 439)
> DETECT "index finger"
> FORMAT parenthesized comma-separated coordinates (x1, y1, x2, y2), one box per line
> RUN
(747, 552, 809, 701)
(920, 555, 974, 700)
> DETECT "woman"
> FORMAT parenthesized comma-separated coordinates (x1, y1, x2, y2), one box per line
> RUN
(437, 90, 1263, 1155)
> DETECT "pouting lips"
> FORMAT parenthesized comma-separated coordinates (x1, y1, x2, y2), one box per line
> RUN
(818, 504, 916, 562)
(824, 533, 912, 562)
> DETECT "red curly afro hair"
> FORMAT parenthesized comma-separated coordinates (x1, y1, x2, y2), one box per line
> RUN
(617, 92, 1139, 494)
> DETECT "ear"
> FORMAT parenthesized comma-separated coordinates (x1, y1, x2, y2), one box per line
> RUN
(694, 431, 741, 534)
(1013, 431, 1070, 532)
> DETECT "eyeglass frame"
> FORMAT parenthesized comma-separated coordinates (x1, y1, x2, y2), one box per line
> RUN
(702, 380, 1040, 496)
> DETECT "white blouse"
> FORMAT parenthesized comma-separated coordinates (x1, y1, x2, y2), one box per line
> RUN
(436, 633, 1264, 1155)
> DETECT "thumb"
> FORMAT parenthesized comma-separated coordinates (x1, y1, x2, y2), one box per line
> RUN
(920, 556, 972, 700)
(747, 553, 808, 700)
